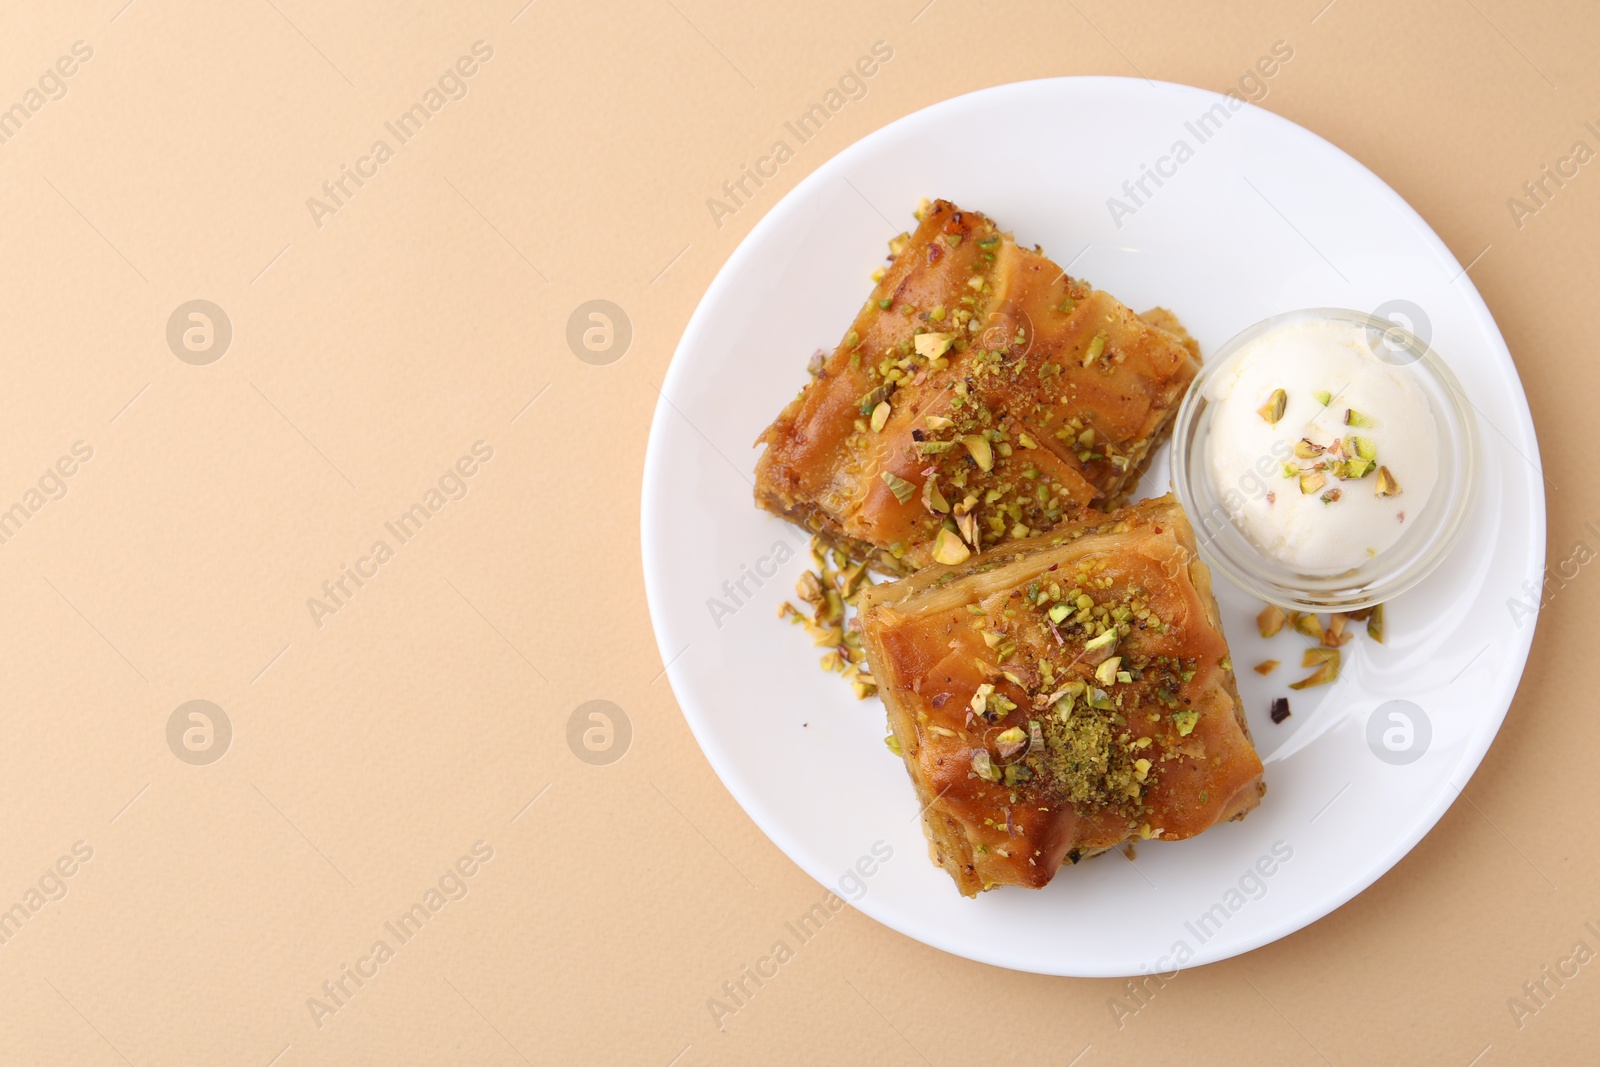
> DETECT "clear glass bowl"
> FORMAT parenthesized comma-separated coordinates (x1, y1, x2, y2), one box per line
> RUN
(1169, 307, 1478, 612)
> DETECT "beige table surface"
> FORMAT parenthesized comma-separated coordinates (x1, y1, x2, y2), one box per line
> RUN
(0, 0, 1594, 1063)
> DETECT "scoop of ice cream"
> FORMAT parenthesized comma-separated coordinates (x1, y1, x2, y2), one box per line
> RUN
(1204, 318, 1437, 575)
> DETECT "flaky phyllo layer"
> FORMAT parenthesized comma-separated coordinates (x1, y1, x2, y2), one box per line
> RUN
(857, 496, 1263, 896)
(755, 199, 1199, 577)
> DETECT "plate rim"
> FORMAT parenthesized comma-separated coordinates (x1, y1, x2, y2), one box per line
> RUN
(641, 74, 1547, 976)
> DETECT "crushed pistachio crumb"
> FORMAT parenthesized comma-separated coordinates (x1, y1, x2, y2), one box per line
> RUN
(995, 726, 1028, 758)
(931, 528, 970, 565)
(1257, 388, 1288, 424)
(880, 470, 915, 504)
(1257, 604, 1286, 638)
(1081, 332, 1107, 368)
(870, 401, 891, 433)
(1289, 647, 1340, 689)
(777, 536, 876, 699)
(961, 435, 994, 472)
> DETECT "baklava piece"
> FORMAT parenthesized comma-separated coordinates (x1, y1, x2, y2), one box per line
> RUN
(755, 199, 1200, 577)
(857, 495, 1264, 897)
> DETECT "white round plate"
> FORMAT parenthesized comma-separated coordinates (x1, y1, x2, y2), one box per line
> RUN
(641, 77, 1544, 976)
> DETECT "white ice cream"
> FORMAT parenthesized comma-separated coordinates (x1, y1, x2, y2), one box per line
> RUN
(1204, 318, 1437, 575)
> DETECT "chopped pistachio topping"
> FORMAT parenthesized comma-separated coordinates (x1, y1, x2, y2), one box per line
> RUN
(969, 747, 1000, 782)
(1344, 407, 1376, 428)
(995, 726, 1028, 758)
(1336, 457, 1375, 479)
(920, 477, 949, 514)
(880, 470, 915, 504)
(914, 332, 956, 359)
(1257, 388, 1287, 424)
(1289, 611, 1324, 640)
(1299, 471, 1327, 495)
(1375, 466, 1400, 496)
(955, 509, 979, 547)
(1289, 647, 1340, 689)
(1254, 600, 1386, 701)
(1294, 438, 1325, 459)
(1257, 603, 1286, 638)
(1083, 628, 1118, 662)
(930, 527, 971, 565)
(1094, 656, 1122, 685)
(925, 414, 954, 430)
(1288, 665, 1337, 689)
(1172, 709, 1199, 736)
(778, 535, 877, 700)
(870, 400, 891, 433)
(1081, 332, 1108, 368)
(961, 434, 994, 472)
(884, 733, 902, 755)
(1314, 389, 1332, 406)
(1024, 707, 1142, 811)
(1301, 647, 1339, 667)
